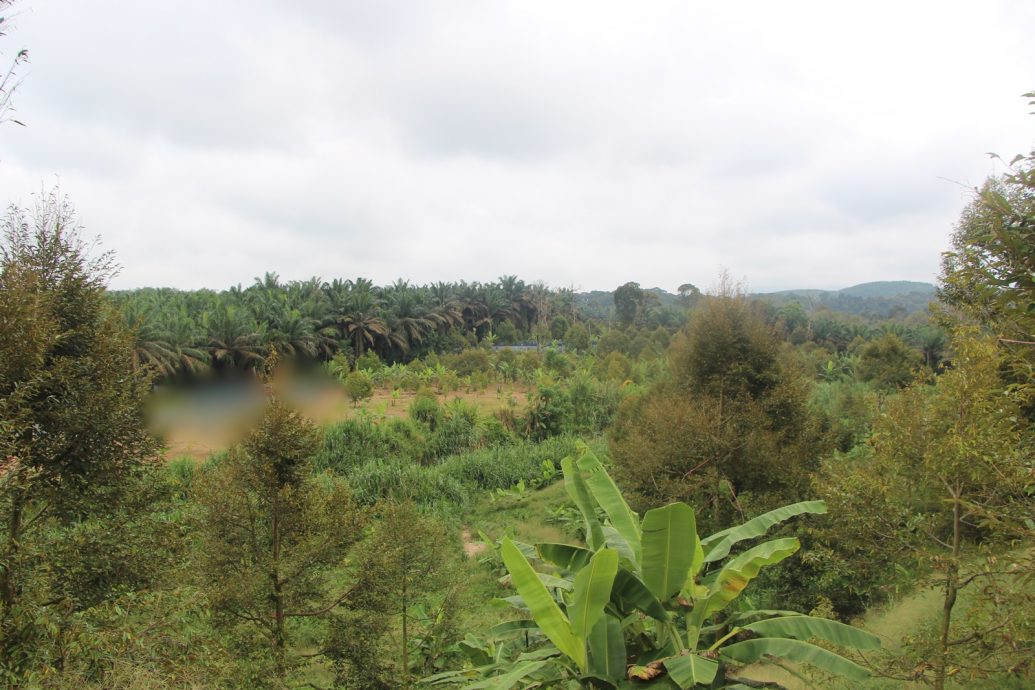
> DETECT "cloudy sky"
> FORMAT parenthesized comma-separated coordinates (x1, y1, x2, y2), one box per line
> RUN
(1, 1, 1032, 293)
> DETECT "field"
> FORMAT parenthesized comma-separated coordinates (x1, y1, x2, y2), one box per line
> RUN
(150, 378, 531, 460)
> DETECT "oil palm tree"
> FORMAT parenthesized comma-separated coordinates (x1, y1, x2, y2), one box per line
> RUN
(204, 303, 266, 372)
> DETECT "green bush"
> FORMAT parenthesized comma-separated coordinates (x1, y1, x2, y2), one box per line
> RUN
(345, 459, 468, 515)
(344, 370, 374, 406)
(409, 389, 442, 430)
(445, 348, 492, 377)
(438, 435, 579, 492)
(314, 418, 415, 473)
(425, 400, 480, 461)
(523, 384, 572, 440)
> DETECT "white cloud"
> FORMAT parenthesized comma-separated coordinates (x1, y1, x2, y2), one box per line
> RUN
(1, 0, 1032, 293)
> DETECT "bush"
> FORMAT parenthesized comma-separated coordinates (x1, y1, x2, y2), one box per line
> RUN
(344, 370, 374, 406)
(355, 350, 383, 374)
(478, 416, 515, 448)
(345, 459, 468, 515)
(563, 322, 590, 353)
(314, 418, 415, 473)
(409, 389, 442, 430)
(438, 435, 579, 492)
(523, 384, 572, 441)
(425, 400, 480, 461)
(446, 348, 492, 377)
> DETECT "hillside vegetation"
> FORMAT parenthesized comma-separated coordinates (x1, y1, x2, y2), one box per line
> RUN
(1, 142, 1033, 689)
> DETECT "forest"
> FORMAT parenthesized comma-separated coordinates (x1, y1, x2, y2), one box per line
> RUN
(0, 123, 1033, 690)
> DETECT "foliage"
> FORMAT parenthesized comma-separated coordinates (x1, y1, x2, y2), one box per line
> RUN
(410, 390, 443, 431)
(611, 287, 823, 531)
(192, 399, 368, 683)
(344, 369, 375, 406)
(854, 332, 921, 390)
(0, 192, 163, 681)
(330, 500, 463, 688)
(941, 113, 1035, 413)
(805, 327, 1035, 687)
(428, 446, 880, 688)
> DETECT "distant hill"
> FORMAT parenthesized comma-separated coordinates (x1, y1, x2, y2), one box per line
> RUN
(576, 281, 938, 322)
(838, 281, 936, 298)
(759, 281, 937, 319)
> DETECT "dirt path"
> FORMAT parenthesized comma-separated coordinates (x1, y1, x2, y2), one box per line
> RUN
(460, 528, 487, 558)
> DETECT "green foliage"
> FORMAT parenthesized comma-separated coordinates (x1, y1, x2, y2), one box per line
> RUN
(523, 384, 573, 441)
(346, 459, 470, 515)
(192, 400, 368, 682)
(410, 389, 443, 430)
(425, 400, 481, 461)
(614, 282, 645, 327)
(314, 417, 414, 473)
(611, 288, 823, 531)
(436, 447, 879, 688)
(0, 192, 164, 680)
(356, 349, 384, 373)
(330, 500, 463, 688)
(344, 369, 374, 406)
(563, 322, 591, 353)
(941, 124, 1035, 413)
(854, 332, 920, 390)
(445, 349, 492, 377)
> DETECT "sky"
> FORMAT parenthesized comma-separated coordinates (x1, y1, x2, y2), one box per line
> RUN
(0, 1, 1033, 294)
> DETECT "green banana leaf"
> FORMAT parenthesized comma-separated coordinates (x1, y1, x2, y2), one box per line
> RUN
(663, 653, 719, 688)
(719, 637, 871, 681)
(538, 542, 594, 574)
(641, 503, 697, 601)
(587, 614, 627, 682)
(576, 449, 642, 563)
(460, 659, 550, 689)
(487, 619, 540, 638)
(695, 538, 800, 622)
(701, 500, 826, 563)
(500, 537, 584, 669)
(570, 548, 619, 640)
(611, 567, 668, 621)
(562, 456, 606, 551)
(743, 615, 881, 650)
(603, 524, 637, 565)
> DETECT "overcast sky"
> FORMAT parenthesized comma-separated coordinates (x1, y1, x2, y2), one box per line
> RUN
(1, 1, 1032, 293)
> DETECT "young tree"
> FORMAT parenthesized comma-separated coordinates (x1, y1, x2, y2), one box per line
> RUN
(328, 500, 462, 689)
(193, 399, 367, 684)
(941, 98, 1035, 411)
(611, 285, 822, 530)
(0, 191, 161, 677)
(344, 369, 374, 407)
(821, 330, 1035, 688)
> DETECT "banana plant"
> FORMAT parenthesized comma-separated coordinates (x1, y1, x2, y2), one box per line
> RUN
(425, 445, 880, 689)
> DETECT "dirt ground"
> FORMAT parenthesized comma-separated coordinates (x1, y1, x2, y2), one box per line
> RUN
(157, 382, 530, 461)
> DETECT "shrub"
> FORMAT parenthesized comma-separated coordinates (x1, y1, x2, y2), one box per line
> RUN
(345, 460, 468, 515)
(425, 400, 480, 461)
(438, 435, 579, 492)
(315, 418, 413, 473)
(523, 384, 572, 441)
(409, 389, 442, 430)
(344, 370, 374, 406)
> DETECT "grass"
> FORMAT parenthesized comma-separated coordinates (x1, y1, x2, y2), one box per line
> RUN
(151, 380, 531, 460)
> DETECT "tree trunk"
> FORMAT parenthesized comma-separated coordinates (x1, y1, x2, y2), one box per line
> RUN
(934, 487, 962, 690)
(0, 487, 24, 660)
(271, 505, 286, 680)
